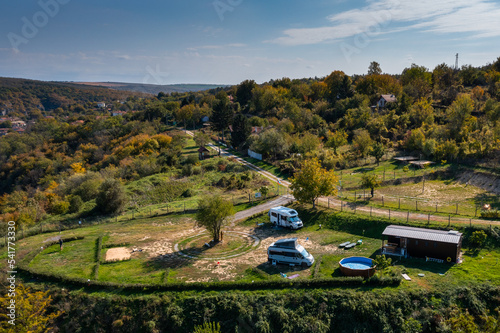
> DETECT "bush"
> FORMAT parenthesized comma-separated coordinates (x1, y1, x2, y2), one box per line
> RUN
(470, 230, 487, 248)
(182, 189, 194, 198)
(480, 209, 500, 219)
(50, 200, 70, 215)
(373, 255, 392, 270)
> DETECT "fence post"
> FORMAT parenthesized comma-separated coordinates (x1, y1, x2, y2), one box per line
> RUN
(328, 198, 330, 209)
(416, 200, 418, 211)
(398, 198, 401, 209)
(455, 203, 458, 215)
(427, 213, 430, 225)
(475, 207, 477, 217)
(407, 211, 409, 223)
(383, 168, 386, 181)
(341, 201, 343, 212)
(382, 196, 384, 207)
(370, 206, 372, 217)
(388, 209, 391, 220)
(435, 203, 438, 213)
(448, 215, 451, 227)
(354, 192, 357, 202)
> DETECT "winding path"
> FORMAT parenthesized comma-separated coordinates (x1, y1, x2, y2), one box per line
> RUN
(185, 130, 500, 227)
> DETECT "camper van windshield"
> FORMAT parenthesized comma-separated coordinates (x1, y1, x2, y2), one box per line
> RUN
(288, 216, 299, 222)
(296, 245, 310, 258)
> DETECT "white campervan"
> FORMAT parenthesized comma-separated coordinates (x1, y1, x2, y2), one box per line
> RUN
(268, 206, 303, 229)
(267, 238, 314, 267)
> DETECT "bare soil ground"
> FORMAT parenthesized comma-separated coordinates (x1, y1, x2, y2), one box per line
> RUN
(105, 247, 131, 261)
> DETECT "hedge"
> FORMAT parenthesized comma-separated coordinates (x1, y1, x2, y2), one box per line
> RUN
(17, 264, 401, 292)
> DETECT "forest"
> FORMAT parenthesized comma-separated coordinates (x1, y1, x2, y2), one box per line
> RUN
(0, 58, 499, 228)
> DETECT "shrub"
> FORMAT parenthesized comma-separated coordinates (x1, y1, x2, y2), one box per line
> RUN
(69, 195, 83, 213)
(50, 200, 70, 215)
(470, 230, 487, 248)
(182, 189, 194, 198)
(373, 255, 392, 270)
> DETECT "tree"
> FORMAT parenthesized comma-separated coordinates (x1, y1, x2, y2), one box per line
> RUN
(369, 142, 386, 165)
(290, 158, 338, 208)
(230, 113, 251, 149)
(196, 196, 234, 243)
(193, 132, 211, 147)
(176, 104, 194, 130)
(360, 173, 381, 197)
(236, 79, 256, 107)
(373, 254, 392, 270)
(326, 130, 348, 155)
(249, 128, 289, 159)
(211, 92, 234, 145)
(0, 284, 62, 332)
(368, 61, 382, 75)
(352, 129, 373, 158)
(259, 186, 269, 198)
(95, 178, 127, 215)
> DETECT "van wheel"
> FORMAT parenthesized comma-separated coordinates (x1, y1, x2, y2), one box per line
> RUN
(301, 262, 308, 268)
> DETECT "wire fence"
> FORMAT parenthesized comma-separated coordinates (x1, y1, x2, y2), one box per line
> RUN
(317, 196, 499, 231)
(337, 191, 483, 218)
(0, 185, 289, 247)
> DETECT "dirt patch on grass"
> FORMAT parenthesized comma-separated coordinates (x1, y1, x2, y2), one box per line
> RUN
(105, 247, 131, 261)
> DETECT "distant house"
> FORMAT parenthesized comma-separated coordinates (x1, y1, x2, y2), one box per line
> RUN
(251, 126, 264, 135)
(112, 111, 127, 117)
(201, 116, 209, 123)
(378, 94, 397, 108)
(0, 128, 9, 136)
(382, 225, 462, 263)
(198, 146, 210, 160)
(71, 120, 85, 126)
(97, 102, 106, 108)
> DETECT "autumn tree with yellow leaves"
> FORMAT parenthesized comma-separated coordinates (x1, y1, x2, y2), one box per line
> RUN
(290, 158, 338, 208)
(0, 284, 61, 333)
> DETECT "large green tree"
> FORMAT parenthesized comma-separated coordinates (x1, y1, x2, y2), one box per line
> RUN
(196, 196, 234, 243)
(95, 179, 127, 215)
(290, 158, 338, 208)
(231, 113, 251, 149)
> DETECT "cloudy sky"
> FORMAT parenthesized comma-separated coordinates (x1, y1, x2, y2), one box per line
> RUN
(1, 0, 499, 85)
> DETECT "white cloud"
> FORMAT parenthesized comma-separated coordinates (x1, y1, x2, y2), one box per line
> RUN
(270, 0, 500, 45)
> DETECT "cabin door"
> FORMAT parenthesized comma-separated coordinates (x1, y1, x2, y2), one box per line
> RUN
(400, 238, 407, 249)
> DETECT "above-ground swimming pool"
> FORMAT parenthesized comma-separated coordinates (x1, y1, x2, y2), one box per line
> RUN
(339, 256, 376, 278)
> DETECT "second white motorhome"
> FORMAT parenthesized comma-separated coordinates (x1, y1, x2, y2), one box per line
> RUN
(268, 206, 303, 229)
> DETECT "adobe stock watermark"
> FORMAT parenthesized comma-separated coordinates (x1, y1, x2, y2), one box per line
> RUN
(143, 64, 170, 86)
(7, 0, 71, 52)
(213, 0, 243, 21)
(340, 0, 400, 63)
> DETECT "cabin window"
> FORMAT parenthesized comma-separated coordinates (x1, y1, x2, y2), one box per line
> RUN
(415, 240, 418, 245)
(434, 242, 437, 248)
(271, 212, 277, 217)
(425, 242, 428, 247)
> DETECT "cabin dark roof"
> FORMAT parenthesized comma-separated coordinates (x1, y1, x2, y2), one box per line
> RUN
(197, 146, 209, 153)
(382, 225, 462, 244)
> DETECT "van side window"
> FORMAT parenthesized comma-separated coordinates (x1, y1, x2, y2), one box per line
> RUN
(271, 212, 277, 217)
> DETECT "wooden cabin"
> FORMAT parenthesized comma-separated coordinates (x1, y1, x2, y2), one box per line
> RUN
(382, 225, 462, 263)
(198, 146, 210, 160)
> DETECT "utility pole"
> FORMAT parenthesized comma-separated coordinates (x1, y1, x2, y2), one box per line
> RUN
(455, 53, 459, 71)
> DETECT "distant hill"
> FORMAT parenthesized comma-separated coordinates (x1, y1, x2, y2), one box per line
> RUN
(71, 82, 228, 95)
(0, 77, 142, 112)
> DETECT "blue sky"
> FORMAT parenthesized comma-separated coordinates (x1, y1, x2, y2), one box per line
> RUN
(1, 0, 499, 84)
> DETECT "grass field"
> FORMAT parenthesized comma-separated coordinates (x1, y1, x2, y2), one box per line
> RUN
(9, 200, 499, 291)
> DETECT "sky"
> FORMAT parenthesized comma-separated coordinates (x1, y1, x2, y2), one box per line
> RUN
(0, 0, 499, 85)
